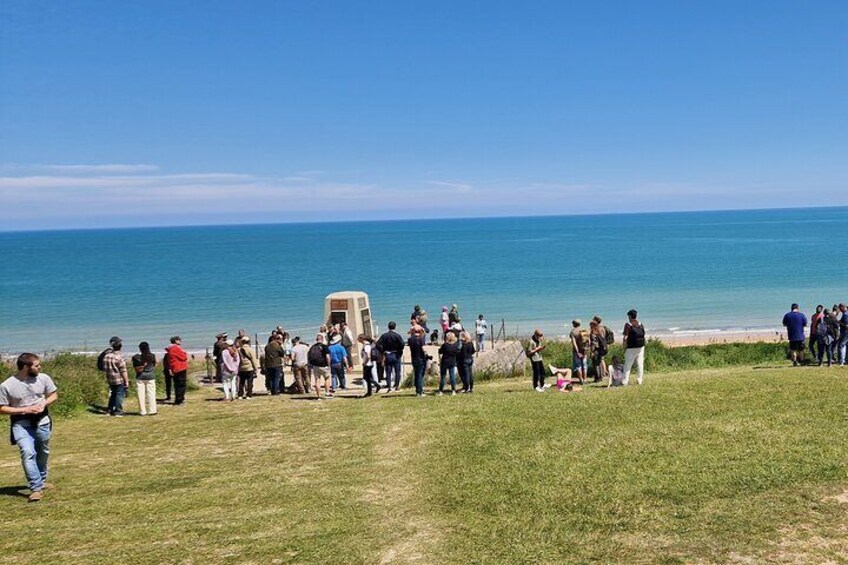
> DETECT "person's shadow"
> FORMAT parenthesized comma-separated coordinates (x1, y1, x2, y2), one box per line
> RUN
(0, 486, 29, 498)
(87, 404, 109, 415)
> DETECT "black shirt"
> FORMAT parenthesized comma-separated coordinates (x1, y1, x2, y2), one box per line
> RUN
(459, 341, 475, 363)
(408, 336, 426, 362)
(439, 342, 459, 368)
(377, 331, 405, 356)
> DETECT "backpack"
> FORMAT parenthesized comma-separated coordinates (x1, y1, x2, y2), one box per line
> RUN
(578, 330, 591, 352)
(370, 344, 382, 362)
(627, 324, 646, 348)
(307, 344, 326, 366)
(604, 326, 615, 347)
(96, 348, 112, 371)
(341, 331, 353, 348)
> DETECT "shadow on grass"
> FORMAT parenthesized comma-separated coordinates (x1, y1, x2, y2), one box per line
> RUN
(87, 404, 109, 415)
(0, 486, 30, 498)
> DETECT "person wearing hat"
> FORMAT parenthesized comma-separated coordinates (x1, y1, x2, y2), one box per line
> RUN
(220, 339, 240, 401)
(102, 337, 129, 416)
(237, 336, 260, 399)
(569, 320, 589, 384)
(213, 332, 228, 383)
(328, 334, 352, 392)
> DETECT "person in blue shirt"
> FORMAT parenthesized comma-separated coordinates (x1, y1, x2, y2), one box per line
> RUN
(782, 303, 808, 366)
(328, 335, 353, 392)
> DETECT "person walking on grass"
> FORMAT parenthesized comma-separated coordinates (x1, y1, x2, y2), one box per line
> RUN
(528, 329, 546, 392)
(358, 334, 381, 397)
(0, 353, 58, 502)
(622, 310, 646, 386)
(131, 342, 158, 415)
(782, 303, 807, 366)
(377, 321, 405, 391)
(103, 337, 129, 416)
(437, 332, 460, 396)
(459, 331, 476, 393)
(166, 336, 189, 405)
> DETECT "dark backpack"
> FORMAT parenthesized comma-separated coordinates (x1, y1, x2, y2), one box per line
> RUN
(370, 344, 382, 362)
(307, 344, 326, 366)
(96, 348, 112, 371)
(627, 324, 646, 348)
(341, 331, 353, 348)
(604, 326, 615, 347)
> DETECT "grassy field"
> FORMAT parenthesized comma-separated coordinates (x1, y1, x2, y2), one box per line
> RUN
(1, 362, 847, 563)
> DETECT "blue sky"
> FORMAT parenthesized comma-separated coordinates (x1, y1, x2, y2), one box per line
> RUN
(1, 1, 846, 230)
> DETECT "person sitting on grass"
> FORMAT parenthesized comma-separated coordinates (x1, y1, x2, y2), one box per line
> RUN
(607, 356, 625, 388)
(547, 365, 582, 393)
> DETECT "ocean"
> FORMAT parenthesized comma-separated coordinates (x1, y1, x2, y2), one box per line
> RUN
(1, 207, 846, 354)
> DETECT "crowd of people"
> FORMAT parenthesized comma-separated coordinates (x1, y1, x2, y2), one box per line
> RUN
(782, 303, 848, 367)
(527, 309, 647, 393)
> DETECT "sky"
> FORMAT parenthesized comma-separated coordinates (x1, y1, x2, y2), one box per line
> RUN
(1, 1, 846, 231)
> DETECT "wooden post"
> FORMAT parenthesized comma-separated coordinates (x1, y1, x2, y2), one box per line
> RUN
(205, 347, 212, 382)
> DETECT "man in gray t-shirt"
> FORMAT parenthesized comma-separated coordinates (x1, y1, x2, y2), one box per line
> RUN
(0, 353, 59, 502)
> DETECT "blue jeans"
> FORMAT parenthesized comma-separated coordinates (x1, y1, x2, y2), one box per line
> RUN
(108, 384, 126, 415)
(817, 334, 834, 365)
(439, 365, 457, 392)
(412, 359, 426, 394)
(463, 360, 474, 391)
(12, 421, 51, 492)
(266, 366, 282, 395)
(384, 354, 402, 389)
(331, 363, 346, 390)
(477, 334, 485, 352)
(838, 332, 848, 365)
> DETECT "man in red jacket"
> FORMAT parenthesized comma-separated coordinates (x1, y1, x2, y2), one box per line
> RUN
(165, 336, 189, 405)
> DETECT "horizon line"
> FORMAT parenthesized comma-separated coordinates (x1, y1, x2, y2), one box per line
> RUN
(2, 204, 846, 235)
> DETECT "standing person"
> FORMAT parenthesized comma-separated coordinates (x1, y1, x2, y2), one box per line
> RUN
(569, 320, 590, 385)
(440, 306, 450, 340)
(782, 303, 808, 366)
(407, 326, 427, 397)
(340, 323, 355, 365)
(459, 331, 476, 393)
(593, 315, 615, 354)
(589, 320, 609, 384)
(237, 337, 260, 399)
(437, 332, 460, 396)
(162, 347, 173, 402)
(290, 337, 309, 394)
(528, 329, 546, 392)
(131, 342, 158, 416)
(809, 305, 825, 361)
(358, 334, 380, 397)
(103, 337, 129, 416)
(213, 332, 228, 382)
(448, 304, 460, 325)
(837, 304, 848, 366)
(166, 336, 189, 405)
(329, 335, 352, 392)
(220, 339, 240, 401)
(307, 333, 332, 399)
(622, 310, 646, 385)
(817, 310, 836, 367)
(0, 353, 58, 502)
(475, 315, 488, 353)
(264, 334, 286, 395)
(376, 321, 405, 391)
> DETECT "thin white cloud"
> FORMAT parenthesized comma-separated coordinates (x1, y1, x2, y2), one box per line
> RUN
(426, 180, 474, 193)
(44, 164, 160, 173)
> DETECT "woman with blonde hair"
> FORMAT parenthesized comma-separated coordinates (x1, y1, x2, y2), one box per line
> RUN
(437, 332, 460, 396)
(458, 331, 476, 393)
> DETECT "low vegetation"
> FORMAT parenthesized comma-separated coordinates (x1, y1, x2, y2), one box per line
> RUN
(0, 350, 846, 563)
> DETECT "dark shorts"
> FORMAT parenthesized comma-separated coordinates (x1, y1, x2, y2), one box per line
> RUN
(789, 340, 805, 352)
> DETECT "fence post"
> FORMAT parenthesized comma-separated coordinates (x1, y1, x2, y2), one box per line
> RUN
(254, 333, 260, 358)
(205, 347, 212, 382)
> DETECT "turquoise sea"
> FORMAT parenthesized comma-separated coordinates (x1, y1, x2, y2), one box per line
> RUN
(1, 207, 846, 353)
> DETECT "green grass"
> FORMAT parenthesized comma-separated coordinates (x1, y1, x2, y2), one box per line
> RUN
(1, 359, 847, 563)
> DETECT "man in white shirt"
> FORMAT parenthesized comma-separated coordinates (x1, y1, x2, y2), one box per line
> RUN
(475, 315, 488, 352)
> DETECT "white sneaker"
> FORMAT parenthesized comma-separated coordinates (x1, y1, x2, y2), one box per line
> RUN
(535, 386, 544, 392)
(436, 391, 443, 396)
(451, 391, 456, 396)
(543, 383, 552, 390)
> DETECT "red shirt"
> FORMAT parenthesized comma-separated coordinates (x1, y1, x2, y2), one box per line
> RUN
(166, 344, 188, 373)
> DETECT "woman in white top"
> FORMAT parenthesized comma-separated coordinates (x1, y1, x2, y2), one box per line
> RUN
(221, 339, 240, 401)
